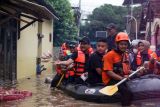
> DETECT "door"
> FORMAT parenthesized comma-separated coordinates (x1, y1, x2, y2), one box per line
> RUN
(155, 25, 160, 47)
(0, 15, 17, 85)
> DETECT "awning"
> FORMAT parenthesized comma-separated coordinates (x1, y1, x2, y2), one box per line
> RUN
(123, 0, 148, 5)
(0, 0, 58, 20)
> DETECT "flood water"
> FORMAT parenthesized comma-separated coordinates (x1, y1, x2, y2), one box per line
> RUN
(1, 72, 160, 107)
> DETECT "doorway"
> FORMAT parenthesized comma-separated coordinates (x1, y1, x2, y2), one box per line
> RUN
(0, 15, 17, 85)
(155, 25, 160, 48)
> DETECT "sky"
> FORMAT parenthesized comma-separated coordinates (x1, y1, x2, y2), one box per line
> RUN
(69, 0, 124, 15)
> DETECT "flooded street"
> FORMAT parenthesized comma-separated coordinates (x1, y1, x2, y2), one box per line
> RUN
(0, 72, 160, 107)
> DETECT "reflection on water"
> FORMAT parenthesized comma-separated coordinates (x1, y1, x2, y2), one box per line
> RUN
(0, 73, 160, 107)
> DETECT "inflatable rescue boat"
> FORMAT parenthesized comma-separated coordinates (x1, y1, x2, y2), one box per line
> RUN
(46, 74, 160, 103)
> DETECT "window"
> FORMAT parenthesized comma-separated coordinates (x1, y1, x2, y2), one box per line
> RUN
(49, 33, 52, 42)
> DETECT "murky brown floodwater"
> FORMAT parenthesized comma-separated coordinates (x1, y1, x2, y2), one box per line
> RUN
(1, 72, 160, 107)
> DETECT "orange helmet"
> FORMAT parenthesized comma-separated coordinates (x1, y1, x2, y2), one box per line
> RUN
(115, 32, 129, 42)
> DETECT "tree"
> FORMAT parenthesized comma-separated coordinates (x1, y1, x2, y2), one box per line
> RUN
(80, 4, 128, 41)
(47, 0, 78, 46)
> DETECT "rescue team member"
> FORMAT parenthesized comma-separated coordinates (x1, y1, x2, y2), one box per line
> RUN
(59, 41, 71, 60)
(65, 41, 78, 83)
(102, 32, 132, 106)
(106, 23, 118, 51)
(86, 38, 108, 85)
(51, 41, 76, 87)
(136, 40, 158, 75)
(53, 37, 93, 84)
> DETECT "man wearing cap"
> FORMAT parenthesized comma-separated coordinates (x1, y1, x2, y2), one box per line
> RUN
(106, 23, 118, 51)
(53, 37, 93, 84)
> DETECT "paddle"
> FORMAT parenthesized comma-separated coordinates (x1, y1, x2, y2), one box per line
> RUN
(56, 74, 65, 87)
(99, 67, 145, 96)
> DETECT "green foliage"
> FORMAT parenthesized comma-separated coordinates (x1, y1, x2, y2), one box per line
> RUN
(47, 0, 78, 46)
(80, 4, 128, 41)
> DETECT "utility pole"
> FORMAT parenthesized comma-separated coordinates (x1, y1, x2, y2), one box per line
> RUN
(78, 0, 81, 37)
(147, 2, 152, 41)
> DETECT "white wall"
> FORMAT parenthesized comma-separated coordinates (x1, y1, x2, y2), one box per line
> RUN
(17, 15, 53, 79)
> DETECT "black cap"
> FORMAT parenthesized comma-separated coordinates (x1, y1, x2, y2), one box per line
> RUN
(79, 36, 90, 44)
(106, 23, 117, 29)
(69, 41, 77, 48)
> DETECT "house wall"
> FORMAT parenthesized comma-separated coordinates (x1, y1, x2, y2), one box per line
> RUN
(41, 19, 53, 74)
(146, 18, 160, 47)
(17, 15, 53, 79)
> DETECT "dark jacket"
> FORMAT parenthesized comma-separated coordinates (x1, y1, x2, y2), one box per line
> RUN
(106, 33, 117, 51)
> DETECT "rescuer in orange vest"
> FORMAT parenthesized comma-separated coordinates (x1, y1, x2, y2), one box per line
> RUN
(51, 41, 73, 87)
(135, 40, 158, 75)
(59, 41, 71, 60)
(64, 41, 78, 83)
(54, 37, 94, 84)
(102, 32, 132, 106)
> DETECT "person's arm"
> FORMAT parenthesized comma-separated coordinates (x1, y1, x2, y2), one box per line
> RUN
(106, 70, 123, 80)
(95, 68, 102, 75)
(54, 58, 74, 66)
(54, 51, 78, 66)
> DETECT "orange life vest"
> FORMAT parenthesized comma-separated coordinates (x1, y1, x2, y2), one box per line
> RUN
(55, 65, 62, 74)
(65, 69, 75, 78)
(74, 51, 85, 76)
(88, 47, 94, 54)
(136, 49, 157, 66)
(102, 52, 130, 85)
(65, 63, 75, 78)
(77, 46, 94, 54)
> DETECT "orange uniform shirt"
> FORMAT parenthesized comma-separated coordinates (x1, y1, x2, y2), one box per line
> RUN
(103, 50, 122, 71)
(102, 50, 122, 85)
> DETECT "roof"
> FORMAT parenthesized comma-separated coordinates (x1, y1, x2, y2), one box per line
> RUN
(123, 0, 148, 5)
(32, 0, 59, 19)
(0, 0, 58, 20)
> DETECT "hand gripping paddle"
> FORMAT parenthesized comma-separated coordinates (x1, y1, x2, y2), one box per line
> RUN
(99, 67, 145, 96)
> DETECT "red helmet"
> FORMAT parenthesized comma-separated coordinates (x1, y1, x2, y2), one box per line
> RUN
(115, 32, 129, 42)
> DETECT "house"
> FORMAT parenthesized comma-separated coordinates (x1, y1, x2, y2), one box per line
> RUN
(123, 0, 148, 40)
(0, 0, 58, 85)
(123, 0, 160, 49)
(146, 0, 160, 49)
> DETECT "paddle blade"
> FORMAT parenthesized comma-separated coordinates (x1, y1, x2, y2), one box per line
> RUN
(99, 85, 118, 96)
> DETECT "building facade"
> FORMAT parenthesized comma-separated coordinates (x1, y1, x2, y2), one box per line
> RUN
(0, 0, 58, 85)
(123, 0, 160, 49)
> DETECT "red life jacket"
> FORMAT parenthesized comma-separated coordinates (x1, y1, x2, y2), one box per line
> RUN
(65, 63, 75, 78)
(65, 69, 75, 78)
(136, 49, 157, 66)
(74, 51, 85, 76)
(55, 65, 62, 74)
(77, 46, 94, 54)
(74, 48, 93, 76)
(88, 47, 94, 54)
